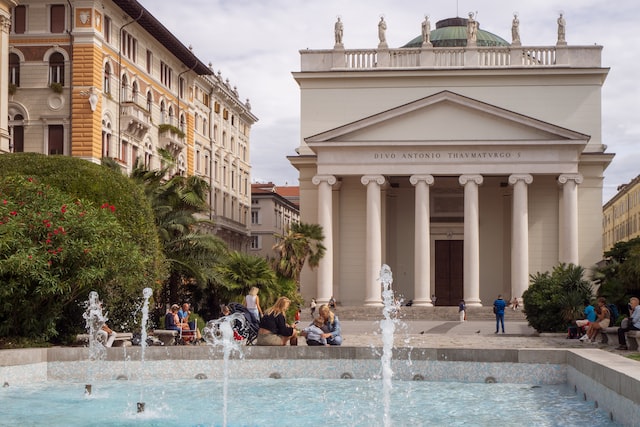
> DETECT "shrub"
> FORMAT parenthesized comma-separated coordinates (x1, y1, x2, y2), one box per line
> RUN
(522, 263, 593, 333)
(0, 154, 167, 341)
(0, 176, 151, 341)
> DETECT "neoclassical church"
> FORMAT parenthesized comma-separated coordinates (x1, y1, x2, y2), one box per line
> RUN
(289, 15, 613, 307)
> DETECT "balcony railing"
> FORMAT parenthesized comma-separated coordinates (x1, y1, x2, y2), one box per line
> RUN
(300, 44, 601, 72)
(120, 101, 151, 139)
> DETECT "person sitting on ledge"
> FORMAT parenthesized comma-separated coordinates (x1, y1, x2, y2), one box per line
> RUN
(257, 296, 298, 346)
(617, 297, 640, 350)
(302, 317, 329, 346)
(317, 304, 342, 345)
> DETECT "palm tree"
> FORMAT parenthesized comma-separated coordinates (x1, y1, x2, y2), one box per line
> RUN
(272, 222, 325, 285)
(128, 158, 228, 309)
(215, 251, 277, 305)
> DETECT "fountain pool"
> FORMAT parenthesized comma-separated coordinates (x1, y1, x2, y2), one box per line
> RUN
(0, 377, 620, 426)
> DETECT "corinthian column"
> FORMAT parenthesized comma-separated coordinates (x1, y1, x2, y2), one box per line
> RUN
(509, 174, 533, 303)
(0, 6, 16, 153)
(459, 174, 483, 306)
(410, 174, 434, 306)
(558, 174, 582, 265)
(312, 175, 337, 304)
(361, 175, 386, 306)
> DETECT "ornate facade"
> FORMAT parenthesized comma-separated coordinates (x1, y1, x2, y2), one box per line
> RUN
(289, 16, 613, 306)
(2, 0, 257, 250)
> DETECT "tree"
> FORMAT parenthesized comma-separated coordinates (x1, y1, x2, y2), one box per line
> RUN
(522, 263, 593, 333)
(592, 237, 640, 314)
(130, 162, 228, 318)
(0, 176, 149, 341)
(272, 222, 326, 284)
(214, 251, 277, 304)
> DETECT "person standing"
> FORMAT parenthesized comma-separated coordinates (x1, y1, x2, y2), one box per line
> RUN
(458, 299, 466, 322)
(310, 298, 317, 317)
(617, 297, 640, 350)
(494, 295, 506, 334)
(245, 286, 263, 322)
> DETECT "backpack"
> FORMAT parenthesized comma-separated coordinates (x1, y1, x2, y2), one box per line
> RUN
(607, 303, 619, 325)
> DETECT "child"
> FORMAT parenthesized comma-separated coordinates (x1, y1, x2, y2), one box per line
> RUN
(302, 317, 328, 346)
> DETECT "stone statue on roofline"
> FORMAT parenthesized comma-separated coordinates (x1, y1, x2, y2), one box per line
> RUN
(511, 13, 521, 45)
(421, 15, 431, 47)
(378, 16, 387, 48)
(467, 11, 478, 45)
(334, 17, 344, 47)
(557, 13, 567, 45)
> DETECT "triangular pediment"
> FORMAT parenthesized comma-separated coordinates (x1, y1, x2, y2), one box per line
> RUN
(305, 91, 590, 147)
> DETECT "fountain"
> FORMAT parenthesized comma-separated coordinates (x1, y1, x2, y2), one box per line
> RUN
(202, 313, 248, 427)
(81, 291, 107, 394)
(136, 287, 153, 412)
(378, 264, 400, 427)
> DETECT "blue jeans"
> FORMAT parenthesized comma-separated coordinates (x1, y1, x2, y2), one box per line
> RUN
(495, 313, 505, 333)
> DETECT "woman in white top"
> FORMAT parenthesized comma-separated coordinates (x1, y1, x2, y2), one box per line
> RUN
(245, 287, 263, 322)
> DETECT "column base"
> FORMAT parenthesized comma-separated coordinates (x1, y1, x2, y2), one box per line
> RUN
(465, 299, 482, 307)
(364, 300, 383, 307)
(410, 299, 433, 307)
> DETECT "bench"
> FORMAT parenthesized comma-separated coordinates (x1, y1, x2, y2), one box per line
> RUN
(152, 329, 179, 346)
(601, 327, 639, 350)
(75, 332, 133, 347)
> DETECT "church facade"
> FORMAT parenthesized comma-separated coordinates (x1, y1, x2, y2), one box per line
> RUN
(289, 16, 613, 307)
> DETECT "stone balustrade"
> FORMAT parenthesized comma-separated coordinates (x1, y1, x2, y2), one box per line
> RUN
(300, 45, 602, 71)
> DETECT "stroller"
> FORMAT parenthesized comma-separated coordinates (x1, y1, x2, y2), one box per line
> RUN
(202, 303, 259, 345)
(227, 303, 259, 345)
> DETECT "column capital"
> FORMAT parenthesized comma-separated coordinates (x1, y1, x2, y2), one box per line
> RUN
(508, 174, 533, 185)
(558, 174, 583, 185)
(458, 174, 483, 186)
(312, 175, 337, 186)
(0, 15, 10, 34)
(410, 174, 434, 186)
(361, 175, 386, 186)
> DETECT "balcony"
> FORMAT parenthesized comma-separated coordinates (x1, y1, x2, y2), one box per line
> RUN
(120, 101, 151, 139)
(158, 123, 186, 154)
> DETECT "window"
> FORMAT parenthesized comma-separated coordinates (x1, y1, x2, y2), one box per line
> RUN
(104, 16, 111, 43)
(160, 62, 172, 88)
(48, 125, 64, 155)
(131, 81, 138, 103)
(146, 50, 153, 73)
(250, 236, 260, 250)
(50, 4, 65, 33)
(13, 5, 26, 34)
(103, 63, 111, 94)
(179, 77, 185, 98)
(121, 74, 128, 101)
(10, 114, 24, 153)
(49, 52, 64, 85)
(9, 53, 20, 86)
(251, 210, 259, 225)
(121, 31, 137, 62)
(146, 92, 153, 112)
(203, 119, 207, 136)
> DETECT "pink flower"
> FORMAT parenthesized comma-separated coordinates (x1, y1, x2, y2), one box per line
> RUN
(61, 205, 67, 213)
(109, 205, 116, 212)
(10, 211, 17, 216)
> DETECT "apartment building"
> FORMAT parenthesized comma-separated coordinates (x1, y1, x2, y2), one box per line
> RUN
(1, 0, 257, 250)
(250, 183, 300, 259)
(603, 175, 640, 252)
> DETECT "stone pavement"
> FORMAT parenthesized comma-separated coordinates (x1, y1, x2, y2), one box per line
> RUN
(298, 309, 634, 355)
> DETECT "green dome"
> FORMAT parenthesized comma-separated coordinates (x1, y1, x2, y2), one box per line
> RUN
(402, 17, 509, 48)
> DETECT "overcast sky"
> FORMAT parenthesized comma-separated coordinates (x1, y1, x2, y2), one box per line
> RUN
(138, 0, 638, 203)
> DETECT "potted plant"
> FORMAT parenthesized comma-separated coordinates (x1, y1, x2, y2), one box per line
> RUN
(49, 82, 63, 93)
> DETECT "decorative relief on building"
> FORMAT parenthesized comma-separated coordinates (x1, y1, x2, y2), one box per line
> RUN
(76, 9, 92, 27)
